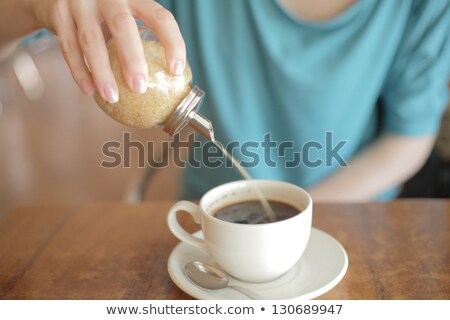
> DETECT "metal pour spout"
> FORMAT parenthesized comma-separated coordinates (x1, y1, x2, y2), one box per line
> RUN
(188, 112, 215, 141)
(162, 86, 214, 141)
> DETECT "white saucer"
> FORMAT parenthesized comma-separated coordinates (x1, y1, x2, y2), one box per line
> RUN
(167, 227, 348, 300)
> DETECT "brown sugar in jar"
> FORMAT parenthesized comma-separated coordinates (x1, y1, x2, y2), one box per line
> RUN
(94, 28, 212, 141)
(94, 38, 193, 129)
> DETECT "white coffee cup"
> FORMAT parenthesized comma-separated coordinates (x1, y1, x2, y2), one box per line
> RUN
(167, 180, 312, 283)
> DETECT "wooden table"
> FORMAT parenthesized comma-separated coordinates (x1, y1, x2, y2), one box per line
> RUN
(0, 200, 449, 299)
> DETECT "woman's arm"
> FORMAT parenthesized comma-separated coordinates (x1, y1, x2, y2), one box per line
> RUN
(308, 133, 436, 202)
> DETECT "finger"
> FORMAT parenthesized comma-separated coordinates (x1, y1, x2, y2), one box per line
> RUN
(131, 0, 186, 75)
(51, 0, 94, 96)
(100, 0, 148, 94)
(71, 0, 119, 103)
(101, 22, 113, 43)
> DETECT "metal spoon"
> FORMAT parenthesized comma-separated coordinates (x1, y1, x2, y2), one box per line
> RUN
(184, 261, 261, 299)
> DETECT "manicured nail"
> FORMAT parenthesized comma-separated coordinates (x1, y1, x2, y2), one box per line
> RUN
(173, 60, 184, 76)
(80, 79, 94, 96)
(132, 74, 147, 94)
(103, 83, 119, 104)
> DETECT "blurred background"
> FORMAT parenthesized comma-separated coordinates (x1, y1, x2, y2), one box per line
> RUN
(0, 33, 449, 217)
(0, 33, 186, 218)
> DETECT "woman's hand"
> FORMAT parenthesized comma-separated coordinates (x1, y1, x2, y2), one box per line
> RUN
(29, 0, 186, 103)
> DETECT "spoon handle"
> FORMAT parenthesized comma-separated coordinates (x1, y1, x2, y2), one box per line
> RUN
(229, 285, 262, 300)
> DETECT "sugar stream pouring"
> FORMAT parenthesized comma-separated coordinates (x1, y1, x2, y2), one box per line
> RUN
(94, 28, 276, 222)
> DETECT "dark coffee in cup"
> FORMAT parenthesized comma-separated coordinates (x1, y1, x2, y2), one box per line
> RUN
(212, 200, 300, 224)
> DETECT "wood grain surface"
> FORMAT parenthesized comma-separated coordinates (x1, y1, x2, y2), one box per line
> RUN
(0, 200, 449, 299)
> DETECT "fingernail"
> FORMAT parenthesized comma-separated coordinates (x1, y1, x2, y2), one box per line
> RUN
(103, 84, 119, 104)
(132, 74, 147, 94)
(173, 60, 184, 76)
(80, 80, 94, 96)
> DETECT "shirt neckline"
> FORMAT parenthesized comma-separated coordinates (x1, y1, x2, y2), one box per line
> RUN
(272, 0, 367, 29)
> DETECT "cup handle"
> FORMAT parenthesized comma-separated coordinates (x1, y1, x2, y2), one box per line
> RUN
(167, 201, 206, 250)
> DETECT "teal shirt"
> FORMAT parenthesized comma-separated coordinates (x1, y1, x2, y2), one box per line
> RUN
(158, 0, 450, 200)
